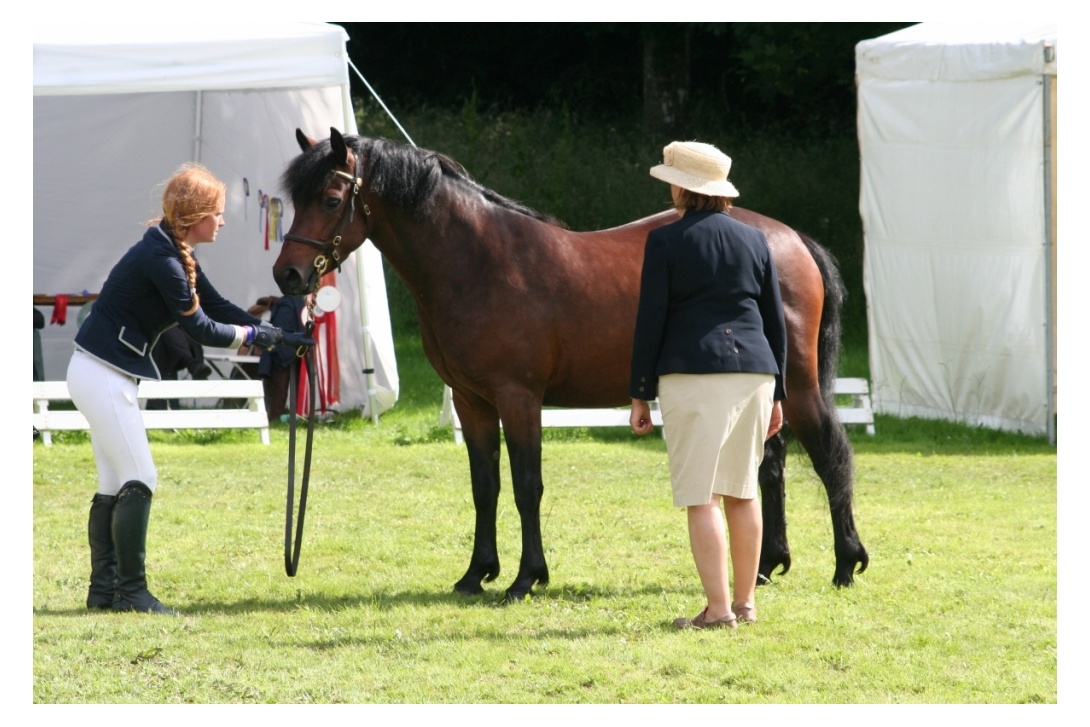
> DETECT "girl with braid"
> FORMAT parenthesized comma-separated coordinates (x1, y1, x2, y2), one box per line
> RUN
(67, 163, 314, 615)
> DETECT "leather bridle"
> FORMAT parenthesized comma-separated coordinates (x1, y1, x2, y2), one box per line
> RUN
(281, 152, 371, 290)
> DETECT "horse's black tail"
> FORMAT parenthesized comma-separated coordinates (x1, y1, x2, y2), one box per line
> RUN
(799, 232, 846, 414)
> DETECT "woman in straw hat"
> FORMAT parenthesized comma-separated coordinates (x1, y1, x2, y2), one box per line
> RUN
(629, 141, 787, 630)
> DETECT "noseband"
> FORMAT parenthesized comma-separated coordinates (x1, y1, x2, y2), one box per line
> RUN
(282, 153, 372, 283)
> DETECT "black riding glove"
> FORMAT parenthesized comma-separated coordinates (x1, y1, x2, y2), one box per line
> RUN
(248, 323, 315, 350)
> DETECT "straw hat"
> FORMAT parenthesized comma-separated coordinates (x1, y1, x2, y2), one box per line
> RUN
(649, 141, 740, 198)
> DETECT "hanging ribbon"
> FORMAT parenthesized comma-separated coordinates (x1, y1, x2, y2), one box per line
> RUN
(261, 193, 271, 250)
(320, 273, 340, 407)
(51, 294, 68, 325)
(296, 314, 332, 416)
(270, 197, 284, 243)
(293, 273, 341, 417)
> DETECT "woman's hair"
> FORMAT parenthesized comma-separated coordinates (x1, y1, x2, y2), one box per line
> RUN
(673, 188, 733, 214)
(155, 163, 226, 316)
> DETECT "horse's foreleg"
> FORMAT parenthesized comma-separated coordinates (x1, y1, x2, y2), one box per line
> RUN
(789, 396, 869, 587)
(496, 394, 548, 603)
(758, 431, 791, 585)
(452, 390, 503, 596)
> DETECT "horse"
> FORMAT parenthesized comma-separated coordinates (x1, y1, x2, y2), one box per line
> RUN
(273, 127, 868, 602)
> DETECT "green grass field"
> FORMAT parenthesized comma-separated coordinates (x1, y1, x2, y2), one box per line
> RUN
(33, 335, 1057, 703)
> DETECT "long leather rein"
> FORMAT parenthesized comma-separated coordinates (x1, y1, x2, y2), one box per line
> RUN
(282, 154, 370, 578)
(284, 336, 317, 577)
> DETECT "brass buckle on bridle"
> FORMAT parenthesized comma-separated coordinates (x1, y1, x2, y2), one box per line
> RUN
(296, 292, 320, 359)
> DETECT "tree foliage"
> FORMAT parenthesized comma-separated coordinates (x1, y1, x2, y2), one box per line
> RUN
(336, 22, 914, 138)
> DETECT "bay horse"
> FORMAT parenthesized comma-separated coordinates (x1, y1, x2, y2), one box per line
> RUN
(273, 128, 868, 602)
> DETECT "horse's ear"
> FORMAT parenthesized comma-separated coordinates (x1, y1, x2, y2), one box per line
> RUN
(295, 128, 316, 152)
(329, 127, 350, 166)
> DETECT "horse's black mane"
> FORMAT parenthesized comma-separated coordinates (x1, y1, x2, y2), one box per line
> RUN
(282, 135, 566, 228)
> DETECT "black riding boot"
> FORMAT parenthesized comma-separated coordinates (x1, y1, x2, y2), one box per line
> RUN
(86, 493, 117, 610)
(111, 481, 178, 615)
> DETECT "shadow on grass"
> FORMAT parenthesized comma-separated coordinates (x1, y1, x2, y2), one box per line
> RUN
(35, 581, 678, 621)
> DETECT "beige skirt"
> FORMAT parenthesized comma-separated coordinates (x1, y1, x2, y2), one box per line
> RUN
(658, 372, 774, 507)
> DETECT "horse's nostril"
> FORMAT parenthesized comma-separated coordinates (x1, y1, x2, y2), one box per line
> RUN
(277, 268, 306, 296)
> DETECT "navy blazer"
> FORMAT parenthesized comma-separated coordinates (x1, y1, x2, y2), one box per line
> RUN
(629, 210, 788, 401)
(75, 223, 263, 380)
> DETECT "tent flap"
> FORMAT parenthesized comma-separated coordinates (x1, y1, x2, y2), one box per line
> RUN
(857, 22, 1056, 437)
(34, 24, 350, 96)
(33, 23, 398, 418)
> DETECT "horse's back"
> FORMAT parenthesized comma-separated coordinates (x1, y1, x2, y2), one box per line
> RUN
(539, 206, 822, 407)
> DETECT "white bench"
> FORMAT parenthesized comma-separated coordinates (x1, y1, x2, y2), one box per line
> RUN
(834, 377, 876, 435)
(202, 351, 261, 380)
(440, 378, 875, 444)
(33, 379, 270, 446)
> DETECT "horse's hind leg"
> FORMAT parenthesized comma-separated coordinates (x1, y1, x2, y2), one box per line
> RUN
(757, 431, 791, 585)
(789, 393, 869, 587)
(452, 390, 503, 596)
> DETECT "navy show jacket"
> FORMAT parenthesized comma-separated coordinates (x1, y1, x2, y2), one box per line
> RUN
(75, 223, 263, 380)
(629, 210, 788, 401)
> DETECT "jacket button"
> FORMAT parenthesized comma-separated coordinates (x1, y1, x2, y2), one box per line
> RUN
(724, 328, 732, 334)
(638, 386, 645, 392)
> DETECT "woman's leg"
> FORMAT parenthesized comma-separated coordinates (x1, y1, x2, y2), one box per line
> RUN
(686, 498, 733, 621)
(67, 351, 171, 614)
(723, 494, 762, 614)
(66, 350, 157, 495)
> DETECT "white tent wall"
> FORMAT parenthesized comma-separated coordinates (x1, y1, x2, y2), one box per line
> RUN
(33, 23, 398, 418)
(856, 23, 1057, 438)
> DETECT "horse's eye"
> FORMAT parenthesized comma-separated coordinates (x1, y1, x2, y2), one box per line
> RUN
(323, 195, 341, 212)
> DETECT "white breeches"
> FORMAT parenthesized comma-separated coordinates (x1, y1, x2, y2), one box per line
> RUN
(66, 349, 158, 496)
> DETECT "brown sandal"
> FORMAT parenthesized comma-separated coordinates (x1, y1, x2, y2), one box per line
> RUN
(674, 607, 738, 630)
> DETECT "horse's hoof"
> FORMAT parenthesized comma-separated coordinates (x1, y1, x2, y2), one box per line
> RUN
(454, 581, 484, 596)
(503, 588, 533, 604)
(831, 565, 862, 587)
(832, 571, 858, 588)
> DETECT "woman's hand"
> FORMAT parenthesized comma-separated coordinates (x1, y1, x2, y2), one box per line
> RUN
(630, 398, 654, 436)
(766, 400, 784, 440)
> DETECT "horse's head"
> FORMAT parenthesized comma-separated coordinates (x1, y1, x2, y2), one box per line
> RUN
(273, 128, 371, 296)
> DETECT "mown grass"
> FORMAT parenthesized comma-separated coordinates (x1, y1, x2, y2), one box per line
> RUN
(31, 419, 1057, 704)
(33, 321, 1057, 703)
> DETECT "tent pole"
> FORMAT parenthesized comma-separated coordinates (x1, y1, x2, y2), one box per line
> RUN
(355, 249, 379, 424)
(1042, 71, 1056, 445)
(341, 82, 381, 424)
(193, 90, 203, 162)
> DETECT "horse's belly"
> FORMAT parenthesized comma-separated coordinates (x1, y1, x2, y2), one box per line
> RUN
(543, 373, 630, 409)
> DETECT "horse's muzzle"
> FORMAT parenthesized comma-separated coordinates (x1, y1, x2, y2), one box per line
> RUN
(275, 266, 313, 297)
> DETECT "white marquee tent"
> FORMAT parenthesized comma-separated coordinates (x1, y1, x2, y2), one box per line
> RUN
(856, 22, 1057, 440)
(33, 22, 398, 418)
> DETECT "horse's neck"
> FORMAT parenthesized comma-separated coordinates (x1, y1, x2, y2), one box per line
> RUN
(368, 191, 516, 293)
